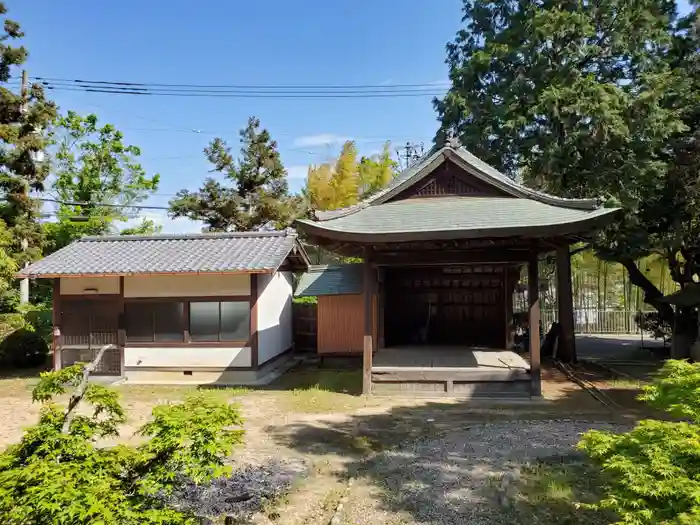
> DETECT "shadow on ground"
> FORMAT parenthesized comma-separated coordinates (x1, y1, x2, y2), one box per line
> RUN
(262, 373, 643, 524)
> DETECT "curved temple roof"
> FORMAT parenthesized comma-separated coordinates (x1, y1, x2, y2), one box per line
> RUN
(296, 142, 619, 242)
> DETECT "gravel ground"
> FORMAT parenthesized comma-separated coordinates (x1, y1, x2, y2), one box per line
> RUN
(0, 369, 633, 524)
(347, 419, 628, 525)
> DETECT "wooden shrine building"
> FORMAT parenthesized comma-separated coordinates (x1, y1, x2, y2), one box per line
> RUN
(296, 137, 619, 397)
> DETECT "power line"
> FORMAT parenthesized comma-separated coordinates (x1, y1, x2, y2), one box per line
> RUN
(38, 79, 443, 94)
(34, 76, 448, 90)
(28, 76, 447, 99)
(37, 197, 170, 211)
(39, 85, 444, 99)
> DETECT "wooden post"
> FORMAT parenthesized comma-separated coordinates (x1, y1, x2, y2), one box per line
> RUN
(250, 274, 259, 369)
(52, 278, 60, 370)
(504, 267, 514, 350)
(528, 254, 542, 397)
(377, 267, 385, 349)
(556, 245, 576, 363)
(363, 248, 374, 395)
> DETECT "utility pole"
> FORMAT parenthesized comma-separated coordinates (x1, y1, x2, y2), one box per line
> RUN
(395, 141, 424, 170)
(19, 70, 29, 305)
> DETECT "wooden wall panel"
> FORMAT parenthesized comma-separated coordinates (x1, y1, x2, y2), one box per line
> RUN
(317, 294, 376, 355)
(389, 161, 513, 201)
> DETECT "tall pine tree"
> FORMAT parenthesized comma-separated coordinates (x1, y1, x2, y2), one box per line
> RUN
(0, 3, 56, 267)
(169, 117, 294, 231)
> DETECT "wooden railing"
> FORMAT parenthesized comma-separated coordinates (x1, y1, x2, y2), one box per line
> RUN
(60, 331, 119, 348)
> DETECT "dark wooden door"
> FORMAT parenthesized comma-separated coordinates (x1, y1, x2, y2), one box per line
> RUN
(60, 298, 122, 375)
(385, 266, 506, 348)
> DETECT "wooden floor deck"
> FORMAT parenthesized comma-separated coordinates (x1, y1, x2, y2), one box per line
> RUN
(371, 346, 533, 397)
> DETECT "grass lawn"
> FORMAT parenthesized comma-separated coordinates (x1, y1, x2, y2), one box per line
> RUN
(515, 456, 617, 524)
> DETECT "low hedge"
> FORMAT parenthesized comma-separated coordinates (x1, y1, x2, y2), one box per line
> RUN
(0, 306, 52, 369)
(0, 328, 49, 368)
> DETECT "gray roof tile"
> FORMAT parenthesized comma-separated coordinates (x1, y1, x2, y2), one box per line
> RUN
(313, 143, 601, 222)
(295, 264, 363, 297)
(20, 231, 306, 277)
(298, 197, 619, 239)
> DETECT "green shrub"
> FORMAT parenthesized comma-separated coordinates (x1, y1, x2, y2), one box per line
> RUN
(0, 312, 27, 340)
(579, 360, 700, 524)
(0, 364, 245, 524)
(0, 328, 49, 368)
(634, 311, 672, 342)
(293, 295, 318, 304)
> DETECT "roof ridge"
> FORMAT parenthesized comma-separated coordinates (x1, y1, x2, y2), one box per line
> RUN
(79, 230, 294, 242)
(313, 145, 442, 222)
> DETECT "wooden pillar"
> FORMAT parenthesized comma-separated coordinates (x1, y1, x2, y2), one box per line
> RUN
(52, 278, 60, 371)
(528, 254, 542, 397)
(556, 245, 576, 362)
(363, 248, 374, 395)
(504, 267, 514, 350)
(250, 274, 259, 369)
(377, 267, 385, 350)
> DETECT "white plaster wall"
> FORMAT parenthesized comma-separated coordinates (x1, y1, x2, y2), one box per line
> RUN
(257, 271, 293, 365)
(124, 274, 250, 298)
(124, 346, 251, 368)
(60, 276, 120, 295)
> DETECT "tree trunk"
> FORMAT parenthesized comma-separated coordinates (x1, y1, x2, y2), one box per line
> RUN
(619, 258, 674, 323)
(620, 258, 697, 356)
(672, 307, 697, 360)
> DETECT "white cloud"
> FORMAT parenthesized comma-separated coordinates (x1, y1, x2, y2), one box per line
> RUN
(293, 133, 351, 148)
(286, 165, 309, 180)
(379, 78, 393, 86)
(162, 217, 204, 234)
(121, 210, 203, 235)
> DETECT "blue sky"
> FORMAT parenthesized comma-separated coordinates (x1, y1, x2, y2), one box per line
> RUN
(9, 0, 693, 233)
(10, 0, 463, 232)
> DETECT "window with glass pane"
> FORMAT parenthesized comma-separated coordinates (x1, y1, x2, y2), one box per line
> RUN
(154, 302, 184, 342)
(221, 302, 250, 340)
(125, 301, 184, 342)
(189, 302, 221, 342)
(189, 301, 250, 342)
(125, 302, 154, 342)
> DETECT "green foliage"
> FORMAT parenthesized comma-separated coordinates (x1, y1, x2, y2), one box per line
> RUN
(119, 218, 162, 236)
(292, 295, 317, 304)
(169, 116, 296, 231)
(0, 303, 52, 355)
(0, 3, 57, 270)
(0, 364, 245, 524)
(437, 0, 699, 320)
(579, 360, 700, 524)
(45, 111, 160, 253)
(0, 327, 48, 368)
(0, 218, 18, 310)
